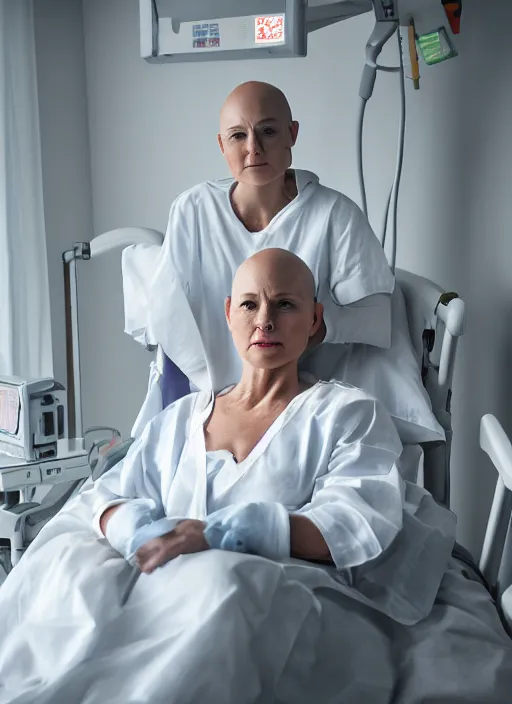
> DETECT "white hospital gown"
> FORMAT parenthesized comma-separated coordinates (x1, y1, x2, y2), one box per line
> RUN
(149, 169, 395, 392)
(91, 380, 454, 622)
(0, 383, 511, 704)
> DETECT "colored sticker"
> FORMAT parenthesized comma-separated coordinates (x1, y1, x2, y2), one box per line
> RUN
(255, 15, 284, 44)
(193, 22, 220, 49)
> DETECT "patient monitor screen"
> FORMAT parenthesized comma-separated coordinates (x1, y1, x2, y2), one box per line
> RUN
(0, 384, 21, 435)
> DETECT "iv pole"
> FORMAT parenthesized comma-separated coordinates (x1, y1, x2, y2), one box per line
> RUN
(62, 228, 164, 439)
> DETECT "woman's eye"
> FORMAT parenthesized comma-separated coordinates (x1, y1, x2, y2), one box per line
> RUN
(262, 127, 276, 136)
(278, 300, 294, 309)
(241, 301, 256, 310)
(230, 132, 245, 141)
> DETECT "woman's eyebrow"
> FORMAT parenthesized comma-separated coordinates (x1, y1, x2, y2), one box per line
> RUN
(227, 118, 278, 131)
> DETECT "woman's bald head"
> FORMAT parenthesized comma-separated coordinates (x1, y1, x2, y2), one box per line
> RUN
(226, 249, 323, 371)
(231, 248, 315, 304)
(217, 82, 299, 186)
(220, 82, 293, 130)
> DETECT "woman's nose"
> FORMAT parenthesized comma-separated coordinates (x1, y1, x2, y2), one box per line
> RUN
(255, 305, 274, 331)
(246, 129, 263, 155)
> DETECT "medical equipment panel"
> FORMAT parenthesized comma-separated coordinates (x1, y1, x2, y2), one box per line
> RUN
(140, 0, 307, 62)
(0, 376, 66, 462)
(0, 440, 89, 492)
(140, 1, 461, 64)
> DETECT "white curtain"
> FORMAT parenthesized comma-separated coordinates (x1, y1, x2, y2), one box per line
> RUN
(0, 0, 52, 378)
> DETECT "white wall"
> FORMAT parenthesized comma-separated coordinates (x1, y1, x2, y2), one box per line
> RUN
(62, 0, 510, 557)
(33, 0, 94, 392)
(456, 4, 512, 553)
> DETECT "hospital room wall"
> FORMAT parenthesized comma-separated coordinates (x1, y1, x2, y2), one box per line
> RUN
(35, 0, 510, 557)
(33, 0, 95, 392)
(397, 3, 512, 555)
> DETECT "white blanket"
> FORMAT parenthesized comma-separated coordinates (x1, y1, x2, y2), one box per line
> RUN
(0, 510, 511, 704)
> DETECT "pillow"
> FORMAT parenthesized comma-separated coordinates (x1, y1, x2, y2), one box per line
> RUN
(122, 244, 161, 347)
(300, 285, 445, 445)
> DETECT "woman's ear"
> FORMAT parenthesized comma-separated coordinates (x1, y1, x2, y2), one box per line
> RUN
(290, 120, 299, 146)
(225, 296, 232, 328)
(304, 303, 326, 354)
(217, 133, 225, 154)
(310, 302, 324, 337)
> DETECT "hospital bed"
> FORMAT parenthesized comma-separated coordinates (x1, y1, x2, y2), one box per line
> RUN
(479, 414, 512, 630)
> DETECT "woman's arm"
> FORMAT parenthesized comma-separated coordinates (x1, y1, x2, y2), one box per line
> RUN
(296, 395, 404, 571)
(99, 504, 123, 537)
(89, 413, 172, 559)
(289, 514, 332, 562)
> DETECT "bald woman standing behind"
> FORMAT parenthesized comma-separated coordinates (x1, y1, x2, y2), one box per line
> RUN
(149, 81, 395, 395)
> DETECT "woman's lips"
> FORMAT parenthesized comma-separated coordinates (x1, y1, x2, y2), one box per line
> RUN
(252, 341, 282, 348)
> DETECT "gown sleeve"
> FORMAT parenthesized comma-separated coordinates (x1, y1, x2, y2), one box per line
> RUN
(87, 412, 169, 537)
(84, 393, 208, 563)
(328, 196, 395, 305)
(296, 392, 405, 570)
(321, 196, 394, 348)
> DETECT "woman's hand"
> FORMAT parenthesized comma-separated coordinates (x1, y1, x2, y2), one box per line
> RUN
(135, 519, 209, 574)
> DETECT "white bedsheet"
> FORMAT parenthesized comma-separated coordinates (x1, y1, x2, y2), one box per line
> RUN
(0, 503, 511, 704)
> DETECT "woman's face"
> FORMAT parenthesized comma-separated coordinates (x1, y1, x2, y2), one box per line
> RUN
(218, 86, 299, 188)
(226, 252, 322, 370)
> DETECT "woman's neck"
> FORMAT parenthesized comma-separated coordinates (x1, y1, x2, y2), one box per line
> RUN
(231, 171, 297, 232)
(231, 363, 305, 410)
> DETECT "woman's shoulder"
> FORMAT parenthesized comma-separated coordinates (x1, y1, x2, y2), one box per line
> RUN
(296, 171, 360, 213)
(171, 178, 234, 211)
(305, 380, 401, 449)
(305, 378, 383, 412)
(297, 182, 368, 237)
(144, 390, 211, 436)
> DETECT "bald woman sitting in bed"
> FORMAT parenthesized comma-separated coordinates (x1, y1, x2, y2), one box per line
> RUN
(0, 250, 464, 704)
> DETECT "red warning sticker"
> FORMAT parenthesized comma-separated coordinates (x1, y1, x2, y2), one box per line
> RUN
(255, 16, 285, 44)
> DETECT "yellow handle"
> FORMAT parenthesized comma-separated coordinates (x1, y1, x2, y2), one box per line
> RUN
(408, 21, 420, 90)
